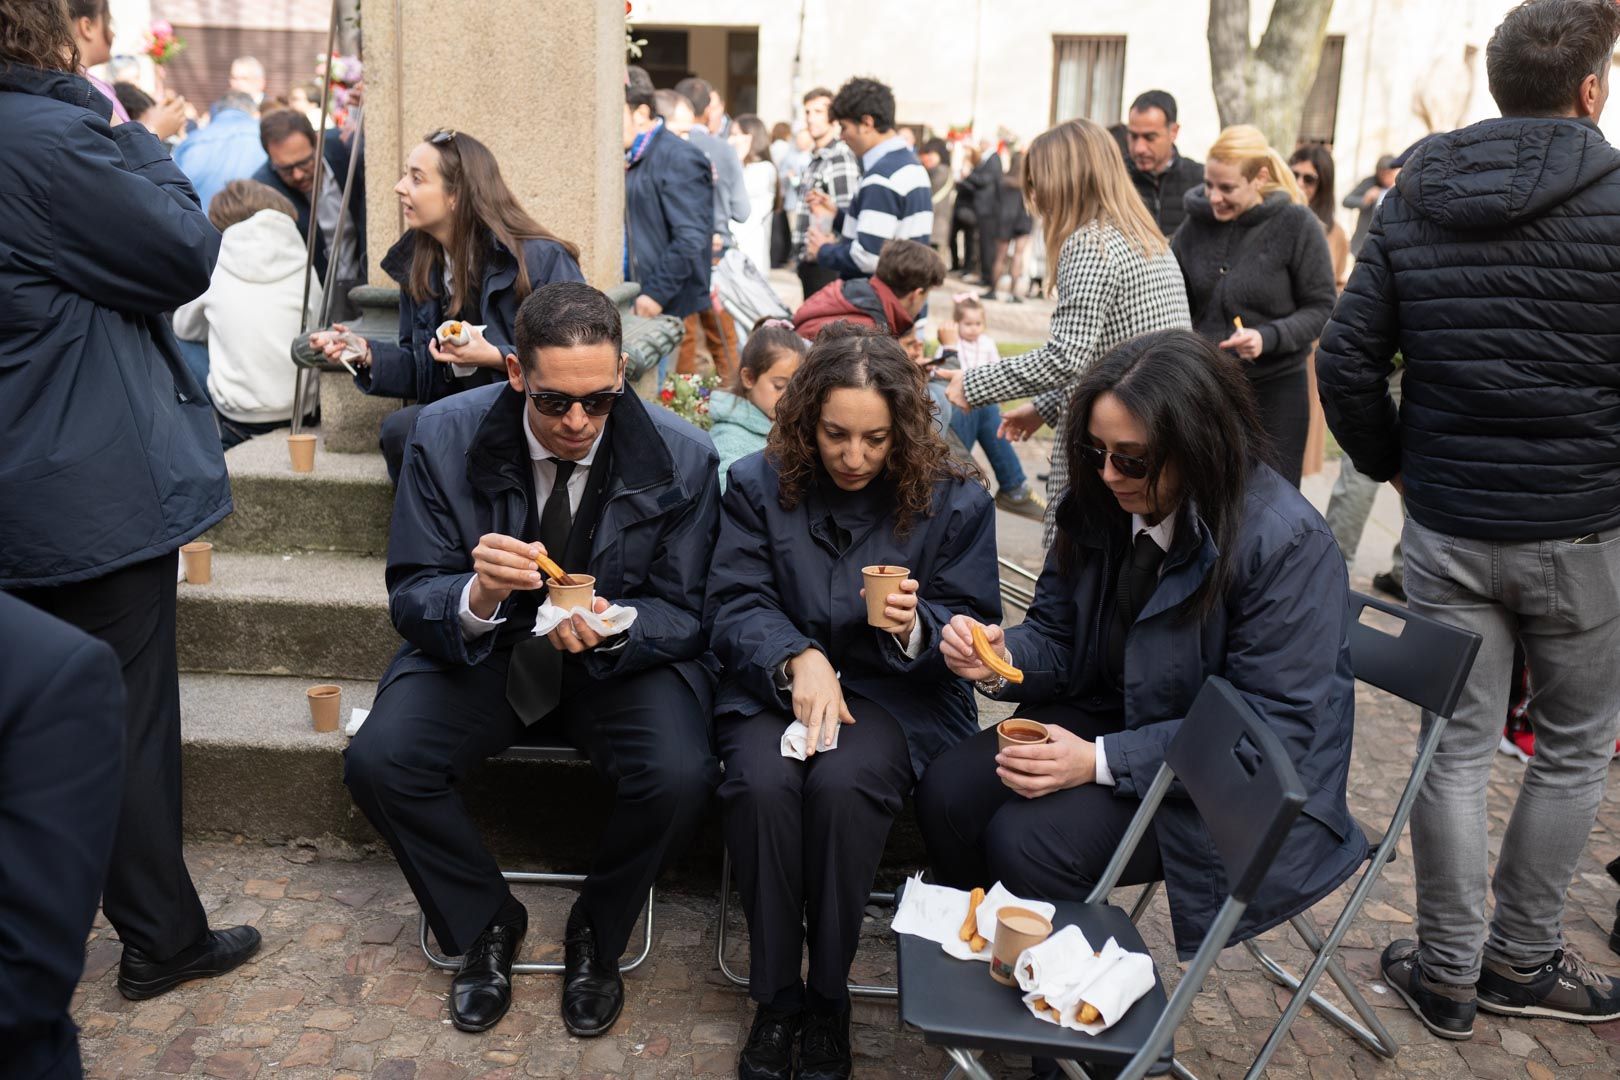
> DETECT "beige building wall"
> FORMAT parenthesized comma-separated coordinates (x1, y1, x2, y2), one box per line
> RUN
(360, 0, 625, 288)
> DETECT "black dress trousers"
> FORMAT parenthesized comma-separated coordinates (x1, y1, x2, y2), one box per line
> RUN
(915, 700, 1164, 900)
(11, 551, 211, 961)
(344, 659, 718, 959)
(716, 692, 914, 1006)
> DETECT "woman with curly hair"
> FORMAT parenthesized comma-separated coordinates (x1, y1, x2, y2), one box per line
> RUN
(704, 324, 1002, 1080)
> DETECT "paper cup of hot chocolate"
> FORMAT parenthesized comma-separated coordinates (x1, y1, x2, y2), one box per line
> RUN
(307, 684, 341, 733)
(288, 433, 317, 473)
(990, 906, 1053, 986)
(547, 574, 597, 612)
(180, 541, 213, 585)
(996, 718, 1051, 753)
(861, 565, 911, 632)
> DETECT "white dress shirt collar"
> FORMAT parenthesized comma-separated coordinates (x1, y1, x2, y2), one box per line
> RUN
(1130, 510, 1176, 554)
(521, 413, 605, 468)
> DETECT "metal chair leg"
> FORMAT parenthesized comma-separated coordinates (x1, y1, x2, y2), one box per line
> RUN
(1242, 925, 1396, 1070)
(942, 1047, 996, 1080)
(418, 872, 654, 976)
(1128, 881, 1160, 925)
(716, 849, 899, 999)
(290, 367, 311, 436)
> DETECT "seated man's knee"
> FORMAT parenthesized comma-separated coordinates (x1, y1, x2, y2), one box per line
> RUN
(983, 806, 1063, 896)
(343, 713, 432, 800)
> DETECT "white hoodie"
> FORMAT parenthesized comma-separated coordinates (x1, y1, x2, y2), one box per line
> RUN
(174, 209, 324, 424)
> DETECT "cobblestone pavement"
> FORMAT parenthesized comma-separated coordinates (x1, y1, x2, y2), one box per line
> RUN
(74, 678, 1620, 1079)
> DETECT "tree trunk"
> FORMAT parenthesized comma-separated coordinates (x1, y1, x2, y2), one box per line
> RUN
(1208, 0, 1337, 150)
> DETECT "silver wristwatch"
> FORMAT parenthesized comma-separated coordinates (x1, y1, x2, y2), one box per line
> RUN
(975, 674, 1009, 696)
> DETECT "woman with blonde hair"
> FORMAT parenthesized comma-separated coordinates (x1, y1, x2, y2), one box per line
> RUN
(945, 117, 1190, 540)
(1173, 124, 1337, 486)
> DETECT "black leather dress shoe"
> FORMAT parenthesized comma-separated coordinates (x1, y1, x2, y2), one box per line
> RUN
(798, 1002, 852, 1080)
(738, 1003, 800, 1080)
(117, 925, 262, 1000)
(450, 899, 528, 1033)
(561, 904, 623, 1037)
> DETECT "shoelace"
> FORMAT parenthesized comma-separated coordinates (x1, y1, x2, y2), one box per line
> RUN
(800, 1013, 847, 1062)
(1557, 946, 1611, 990)
(747, 1013, 796, 1054)
(468, 923, 518, 962)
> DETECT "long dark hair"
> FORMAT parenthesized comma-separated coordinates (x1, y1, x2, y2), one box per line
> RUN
(1056, 329, 1268, 617)
(408, 130, 581, 310)
(767, 324, 974, 537)
(1, 0, 77, 72)
(1288, 144, 1337, 231)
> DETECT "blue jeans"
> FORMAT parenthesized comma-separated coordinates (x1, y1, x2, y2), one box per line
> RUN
(949, 403, 1026, 493)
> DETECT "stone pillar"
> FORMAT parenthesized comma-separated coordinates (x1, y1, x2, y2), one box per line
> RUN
(359, 0, 625, 288)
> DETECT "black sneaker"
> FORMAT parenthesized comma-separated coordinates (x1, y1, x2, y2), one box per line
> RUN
(1380, 939, 1476, 1039)
(737, 1003, 800, 1080)
(1372, 571, 1406, 602)
(798, 1002, 852, 1080)
(1477, 947, 1620, 1023)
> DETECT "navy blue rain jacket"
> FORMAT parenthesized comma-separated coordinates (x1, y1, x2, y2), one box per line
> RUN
(380, 382, 721, 702)
(705, 454, 1002, 776)
(624, 125, 714, 319)
(1001, 465, 1367, 956)
(0, 66, 231, 588)
(357, 231, 584, 403)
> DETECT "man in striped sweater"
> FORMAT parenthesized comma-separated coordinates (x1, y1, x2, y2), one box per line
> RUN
(804, 77, 933, 281)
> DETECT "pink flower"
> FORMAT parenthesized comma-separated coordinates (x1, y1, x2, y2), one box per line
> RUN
(151, 19, 173, 37)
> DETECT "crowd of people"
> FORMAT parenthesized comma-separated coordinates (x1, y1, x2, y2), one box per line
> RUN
(5, 0, 1620, 1079)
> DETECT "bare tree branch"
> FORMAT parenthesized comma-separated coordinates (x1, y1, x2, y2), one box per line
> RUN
(1207, 0, 1253, 128)
(1209, 0, 1336, 148)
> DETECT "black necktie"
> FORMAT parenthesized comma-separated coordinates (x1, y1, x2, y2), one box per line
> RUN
(506, 460, 577, 724)
(1107, 530, 1168, 682)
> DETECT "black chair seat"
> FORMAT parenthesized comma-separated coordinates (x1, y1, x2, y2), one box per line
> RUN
(898, 896, 1172, 1073)
(1355, 816, 1391, 863)
(497, 731, 586, 764)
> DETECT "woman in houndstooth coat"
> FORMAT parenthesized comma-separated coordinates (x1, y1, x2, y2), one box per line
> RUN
(946, 119, 1190, 544)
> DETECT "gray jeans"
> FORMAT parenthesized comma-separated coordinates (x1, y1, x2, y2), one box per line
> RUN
(1323, 369, 1403, 581)
(1403, 516, 1620, 984)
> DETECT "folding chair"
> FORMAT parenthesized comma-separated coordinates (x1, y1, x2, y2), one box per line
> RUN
(715, 848, 901, 1000)
(1239, 590, 1481, 1077)
(900, 675, 1307, 1080)
(999, 557, 1039, 614)
(417, 735, 655, 976)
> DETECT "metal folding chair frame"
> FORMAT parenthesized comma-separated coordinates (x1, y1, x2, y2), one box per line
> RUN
(999, 557, 1038, 613)
(715, 848, 899, 999)
(417, 876, 654, 976)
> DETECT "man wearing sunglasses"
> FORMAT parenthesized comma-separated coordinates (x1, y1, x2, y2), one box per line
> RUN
(344, 282, 722, 1040)
(251, 108, 366, 308)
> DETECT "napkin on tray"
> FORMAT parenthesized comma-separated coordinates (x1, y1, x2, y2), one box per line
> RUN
(530, 600, 637, 638)
(781, 720, 840, 760)
(1015, 925, 1155, 1033)
(889, 877, 1055, 962)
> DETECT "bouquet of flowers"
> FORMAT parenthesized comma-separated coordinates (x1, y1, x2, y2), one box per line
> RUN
(658, 371, 719, 429)
(626, 1, 647, 59)
(317, 53, 364, 125)
(145, 20, 185, 65)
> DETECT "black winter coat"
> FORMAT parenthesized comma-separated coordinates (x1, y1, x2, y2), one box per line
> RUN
(251, 132, 366, 285)
(1318, 117, 1620, 541)
(1128, 151, 1204, 237)
(0, 66, 231, 588)
(381, 382, 721, 703)
(1172, 189, 1338, 385)
(358, 231, 584, 403)
(624, 125, 714, 319)
(1001, 466, 1366, 956)
(705, 456, 1002, 776)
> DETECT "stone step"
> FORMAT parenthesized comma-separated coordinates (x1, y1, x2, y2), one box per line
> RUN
(176, 550, 397, 681)
(206, 429, 394, 556)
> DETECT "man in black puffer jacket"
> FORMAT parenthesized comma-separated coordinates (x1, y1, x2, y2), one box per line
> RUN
(1319, 0, 1620, 1042)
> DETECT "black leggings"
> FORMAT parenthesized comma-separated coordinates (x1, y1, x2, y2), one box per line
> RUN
(1248, 366, 1310, 488)
(916, 700, 1162, 900)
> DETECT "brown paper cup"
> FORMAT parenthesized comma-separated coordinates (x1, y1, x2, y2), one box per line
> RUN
(990, 906, 1053, 986)
(288, 433, 317, 473)
(547, 574, 597, 613)
(179, 541, 213, 585)
(307, 684, 341, 733)
(861, 565, 911, 632)
(997, 718, 1051, 753)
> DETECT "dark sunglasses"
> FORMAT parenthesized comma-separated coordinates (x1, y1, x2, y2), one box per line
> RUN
(1079, 443, 1150, 480)
(272, 152, 317, 178)
(1290, 169, 1319, 187)
(520, 372, 625, 417)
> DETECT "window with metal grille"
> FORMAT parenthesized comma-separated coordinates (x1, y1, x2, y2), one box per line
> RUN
(1298, 35, 1346, 146)
(1050, 36, 1127, 127)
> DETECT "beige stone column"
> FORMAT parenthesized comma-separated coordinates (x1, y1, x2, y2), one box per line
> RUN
(360, 0, 624, 288)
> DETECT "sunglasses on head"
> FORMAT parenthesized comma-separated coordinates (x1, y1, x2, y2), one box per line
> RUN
(1079, 443, 1150, 480)
(428, 129, 457, 146)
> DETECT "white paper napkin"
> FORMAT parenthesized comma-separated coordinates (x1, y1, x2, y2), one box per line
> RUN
(436, 321, 488, 378)
(1016, 926, 1156, 1033)
(976, 882, 1058, 946)
(530, 599, 637, 638)
(344, 707, 369, 738)
(780, 720, 840, 760)
(889, 877, 1055, 963)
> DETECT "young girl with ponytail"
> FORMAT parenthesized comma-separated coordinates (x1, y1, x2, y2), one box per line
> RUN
(1172, 124, 1337, 486)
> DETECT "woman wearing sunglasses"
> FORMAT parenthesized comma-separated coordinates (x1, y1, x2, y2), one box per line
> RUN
(705, 325, 1001, 1080)
(917, 329, 1366, 1001)
(1289, 144, 1349, 289)
(1172, 124, 1337, 487)
(314, 129, 584, 482)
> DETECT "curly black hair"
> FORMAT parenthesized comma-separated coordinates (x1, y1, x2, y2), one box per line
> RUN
(767, 324, 974, 536)
(830, 76, 896, 132)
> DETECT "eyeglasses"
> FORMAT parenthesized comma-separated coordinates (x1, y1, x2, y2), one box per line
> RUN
(272, 152, 317, 178)
(1079, 443, 1150, 480)
(520, 370, 624, 417)
(429, 129, 457, 146)
(1290, 170, 1319, 187)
